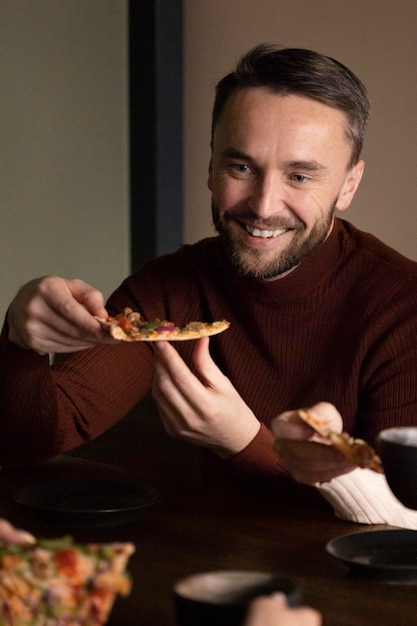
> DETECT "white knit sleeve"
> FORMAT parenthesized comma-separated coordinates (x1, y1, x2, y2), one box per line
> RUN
(316, 468, 417, 528)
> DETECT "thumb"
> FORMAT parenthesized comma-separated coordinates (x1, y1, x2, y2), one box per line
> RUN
(307, 402, 343, 433)
(66, 279, 107, 318)
(192, 336, 224, 385)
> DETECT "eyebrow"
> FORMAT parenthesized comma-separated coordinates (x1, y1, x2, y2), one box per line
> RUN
(221, 148, 254, 162)
(285, 160, 326, 171)
(221, 149, 327, 172)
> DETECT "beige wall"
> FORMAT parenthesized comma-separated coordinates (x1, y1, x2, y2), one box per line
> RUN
(2, 1, 416, 325)
(183, 0, 417, 262)
(1, 0, 128, 320)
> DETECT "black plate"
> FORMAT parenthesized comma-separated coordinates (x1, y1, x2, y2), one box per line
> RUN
(326, 529, 417, 582)
(13, 479, 158, 527)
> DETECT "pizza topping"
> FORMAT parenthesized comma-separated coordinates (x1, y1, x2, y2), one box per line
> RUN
(0, 535, 134, 625)
(298, 409, 383, 473)
(117, 315, 133, 333)
(329, 431, 383, 473)
(97, 308, 230, 342)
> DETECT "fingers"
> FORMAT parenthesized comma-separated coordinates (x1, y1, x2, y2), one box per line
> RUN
(244, 595, 287, 626)
(271, 402, 354, 484)
(7, 276, 109, 354)
(152, 340, 211, 435)
(151, 345, 195, 437)
(303, 402, 343, 434)
(191, 336, 225, 385)
(36, 277, 106, 334)
(152, 341, 193, 400)
(0, 519, 36, 546)
(271, 410, 314, 440)
(152, 339, 260, 455)
(245, 595, 322, 626)
(66, 278, 107, 318)
(273, 439, 355, 484)
(271, 402, 343, 439)
(153, 338, 219, 401)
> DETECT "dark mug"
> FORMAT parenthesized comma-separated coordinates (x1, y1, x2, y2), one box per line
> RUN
(173, 570, 302, 626)
(378, 427, 417, 510)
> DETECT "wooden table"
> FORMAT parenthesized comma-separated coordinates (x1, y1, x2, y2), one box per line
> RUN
(1, 453, 416, 626)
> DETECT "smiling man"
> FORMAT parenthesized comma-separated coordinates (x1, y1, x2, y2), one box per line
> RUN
(209, 88, 363, 279)
(2, 45, 417, 528)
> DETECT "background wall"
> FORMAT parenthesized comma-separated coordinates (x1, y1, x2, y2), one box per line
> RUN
(1, 0, 128, 320)
(2, 1, 416, 324)
(183, 0, 417, 263)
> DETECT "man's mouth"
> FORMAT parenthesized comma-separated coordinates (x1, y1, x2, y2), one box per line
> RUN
(245, 224, 289, 239)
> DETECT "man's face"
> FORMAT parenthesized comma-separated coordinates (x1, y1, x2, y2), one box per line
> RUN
(209, 88, 364, 279)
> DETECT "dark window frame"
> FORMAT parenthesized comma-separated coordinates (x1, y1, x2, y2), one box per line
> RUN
(129, 0, 183, 271)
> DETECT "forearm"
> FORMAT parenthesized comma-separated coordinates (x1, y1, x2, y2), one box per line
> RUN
(0, 323, 61, 465)
(316, 468, 417, 528)
(0, 323, 154, 467)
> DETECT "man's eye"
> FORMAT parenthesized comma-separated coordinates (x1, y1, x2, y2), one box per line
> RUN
(291, 174, 309, 183)
(232, 164, 251, 174)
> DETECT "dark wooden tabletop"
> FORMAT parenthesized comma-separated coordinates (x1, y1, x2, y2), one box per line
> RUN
(1, 452, 416, 626)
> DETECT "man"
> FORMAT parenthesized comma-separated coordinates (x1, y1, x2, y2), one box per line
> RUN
(2, 45, 417, 526)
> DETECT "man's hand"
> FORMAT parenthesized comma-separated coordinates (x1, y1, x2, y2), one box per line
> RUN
(7, 276, 111, 355)
(151, 337, 261, 457)
(272, 402, 355, 484)
(244, 595, 322, 626)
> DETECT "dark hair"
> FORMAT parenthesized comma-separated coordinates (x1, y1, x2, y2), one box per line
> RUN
(211, 44, 370, 166)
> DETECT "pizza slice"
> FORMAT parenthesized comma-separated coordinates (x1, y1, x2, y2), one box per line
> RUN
(298, 409, 383, 473)
(0, 535, 134, 625)
(96, 307, 230, 342)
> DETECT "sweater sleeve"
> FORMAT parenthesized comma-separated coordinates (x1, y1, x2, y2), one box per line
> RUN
(0, 318, 154, 467)
(226, 423, 290, 480)
(316, 468, 417, 528)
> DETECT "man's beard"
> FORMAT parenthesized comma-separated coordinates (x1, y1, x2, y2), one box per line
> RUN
(212, 200, 336, 280)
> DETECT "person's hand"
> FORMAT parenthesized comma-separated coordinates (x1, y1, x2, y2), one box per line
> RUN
(0, 519, 35, 545)
(151, 337, 261, 458)
(244, 595, 322, 626)
(7, 276, 110, 354)
(272, 402, 355, 484)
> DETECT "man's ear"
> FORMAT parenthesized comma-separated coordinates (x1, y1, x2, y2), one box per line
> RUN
(207, 157, 213, 191)
(336, 160, 365, 212)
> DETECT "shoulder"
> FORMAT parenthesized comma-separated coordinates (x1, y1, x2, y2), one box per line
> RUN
(333, 219, 417, 320)
(337, 219, 417, 281)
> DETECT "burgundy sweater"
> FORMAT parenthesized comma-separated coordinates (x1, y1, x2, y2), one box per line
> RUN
(2, 219, 417, 488)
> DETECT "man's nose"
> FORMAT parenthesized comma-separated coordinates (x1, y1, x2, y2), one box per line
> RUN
(248, 174, 285, 219)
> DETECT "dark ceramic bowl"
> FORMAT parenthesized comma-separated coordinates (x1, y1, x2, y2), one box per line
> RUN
(173, 570, 302, 626)
(378, 427, 417, 510)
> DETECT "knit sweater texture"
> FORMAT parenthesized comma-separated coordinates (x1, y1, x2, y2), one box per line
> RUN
(2, 219, 417, 490)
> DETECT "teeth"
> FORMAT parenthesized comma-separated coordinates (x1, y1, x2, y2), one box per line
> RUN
(245, 225, 287, 238)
